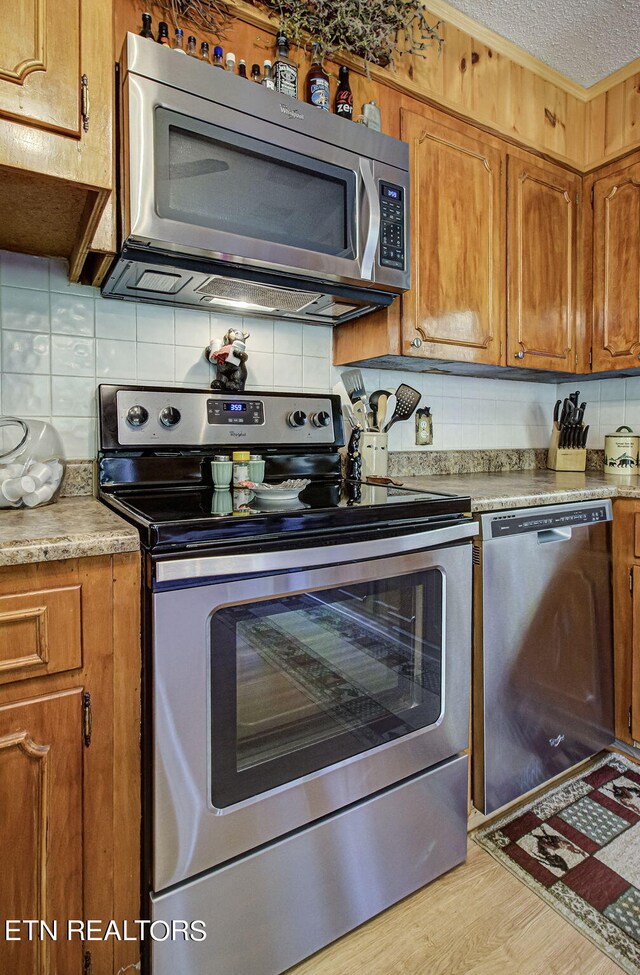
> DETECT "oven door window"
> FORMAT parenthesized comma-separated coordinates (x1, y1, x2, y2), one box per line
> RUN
(210, 569, 443, 807)
(154, 108, 356, 259)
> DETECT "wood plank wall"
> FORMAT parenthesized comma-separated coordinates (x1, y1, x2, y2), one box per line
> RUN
(116, 0, 640, 171)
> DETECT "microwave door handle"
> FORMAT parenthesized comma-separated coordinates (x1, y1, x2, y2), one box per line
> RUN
(359, 159, 380, 280)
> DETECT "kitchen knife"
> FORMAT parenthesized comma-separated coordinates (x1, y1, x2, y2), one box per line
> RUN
(553, 399, 562, 425)
(570, 390, 580, 407)
(581, 425, 589, 449)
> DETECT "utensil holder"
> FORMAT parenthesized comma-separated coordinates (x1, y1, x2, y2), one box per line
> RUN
(361, 432, 388, 479)
(546, 425, 586, 472)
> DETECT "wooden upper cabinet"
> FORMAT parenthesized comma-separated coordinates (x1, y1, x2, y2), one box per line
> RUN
(592, 159, 640, 372)
(0, 0, 82, 135)
(507, 154, 579, 371)
(400, 109, 505, 366)
(0, 689, 83, 975)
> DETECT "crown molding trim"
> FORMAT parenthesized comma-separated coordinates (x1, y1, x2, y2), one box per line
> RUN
(424, 0, 640, 104)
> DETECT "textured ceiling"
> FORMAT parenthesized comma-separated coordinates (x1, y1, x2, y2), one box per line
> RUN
(443, 0, 640, 87)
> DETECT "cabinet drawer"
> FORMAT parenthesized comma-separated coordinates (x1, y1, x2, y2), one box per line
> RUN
(0, 586, 82, 684)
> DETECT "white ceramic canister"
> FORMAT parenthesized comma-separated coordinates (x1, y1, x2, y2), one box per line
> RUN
(604, 426, 640, 473)
(360, 432, 388, 479)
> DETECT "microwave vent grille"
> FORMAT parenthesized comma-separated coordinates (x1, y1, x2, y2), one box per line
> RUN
(197, 276, 316, 312)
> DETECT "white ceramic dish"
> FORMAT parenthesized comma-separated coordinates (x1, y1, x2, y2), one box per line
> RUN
(249, 478, 310, 502)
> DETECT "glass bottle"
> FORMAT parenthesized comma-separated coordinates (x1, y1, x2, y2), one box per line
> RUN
(262, 60, 275, 90)
(172, 28, 186, 53)
(200, 41, 210, 63)
(273, 33, 298, 97)
(238, 59, 248, 79)
(186, 35, 198, 58)
(225, 51, 236, 72)
(157, 22, 171, 46)
(306, 44, 330, 111)
(139, 12, 154, 40)
(212, 46, 225, 68)
(251, 63, 261, 83)
(335, 65, 353, 119)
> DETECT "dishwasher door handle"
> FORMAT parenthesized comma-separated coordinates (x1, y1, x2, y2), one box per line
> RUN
(537, 527, 572, 544)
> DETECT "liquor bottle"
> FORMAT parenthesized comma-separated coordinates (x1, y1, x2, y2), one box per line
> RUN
(262, 60, 275, 90)
(273, 33, 298, 97)
(200, 41, 210, 63)
(305, 44, 330, 111)
(186, 35, 198, 58)
(251, 63, 261, 83)
(139, 12, 154, 40)
(238, 59, 248, 79)
(225, 52, 236, 72)
(173, 28, 186, 53)
(335, 65, 353, 119)
(212, 46, 225, 68)
(157, 22, 171, 46)
(362, 100, 381, 131)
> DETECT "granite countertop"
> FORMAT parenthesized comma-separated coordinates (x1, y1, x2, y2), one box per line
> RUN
(0, 497, 140, 566)
(400, 469, 640, 512)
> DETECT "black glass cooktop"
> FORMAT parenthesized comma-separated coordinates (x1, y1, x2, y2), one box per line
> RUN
(100, 478, 471, 552)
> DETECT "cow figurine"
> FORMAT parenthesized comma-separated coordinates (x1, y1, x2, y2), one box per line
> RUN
(206, 328, 250, 392)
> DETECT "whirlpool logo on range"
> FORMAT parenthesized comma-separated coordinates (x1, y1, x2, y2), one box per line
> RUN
(229, 430, 248, 437)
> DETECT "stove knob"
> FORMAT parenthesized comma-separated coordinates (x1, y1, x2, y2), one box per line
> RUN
(159, 406, 181, 428)
(287, 410, 307, 428)
(310, 411, 331, 428)
(126, 405, 149, 427)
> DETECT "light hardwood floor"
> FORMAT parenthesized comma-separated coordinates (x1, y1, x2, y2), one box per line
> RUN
(287, 840, 624, 975)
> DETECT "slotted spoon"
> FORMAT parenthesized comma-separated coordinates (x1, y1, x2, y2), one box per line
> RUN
(382, 384, 421, 433)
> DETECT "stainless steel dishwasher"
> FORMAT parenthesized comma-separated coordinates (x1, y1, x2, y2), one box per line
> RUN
(473, 499, 614, 815)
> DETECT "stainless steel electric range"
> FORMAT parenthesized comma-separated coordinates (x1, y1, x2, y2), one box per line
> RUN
(97, 384, 478, 975)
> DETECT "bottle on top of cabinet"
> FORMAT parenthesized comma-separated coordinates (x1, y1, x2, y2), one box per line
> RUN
(212, 46, 225, 68)
(306, 44, 330, 110)
(200, 41, 211, 63)
(186, 35, 198, 57)
(251, 63, 261, 83)
(262, 60, 275, 90)
(238, 59, 248, 79)
(157, 21, 171, 46)
(335, 65, 353, 119)
(139, 12, 154, 39)
(362, 100, 381, 131)
(173, 28, 186, 53)
(273, 33, 298, 97)
(225, 52, 236, 72)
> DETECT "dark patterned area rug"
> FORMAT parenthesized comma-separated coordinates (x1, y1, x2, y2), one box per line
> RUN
(473, 753, 640, 975)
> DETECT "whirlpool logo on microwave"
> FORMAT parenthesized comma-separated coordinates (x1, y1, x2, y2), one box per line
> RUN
(229, 430, 248, 437)
(280, 103, 304, 121)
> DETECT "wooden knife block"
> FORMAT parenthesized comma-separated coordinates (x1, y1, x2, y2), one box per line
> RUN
(547, 424, 586, 472)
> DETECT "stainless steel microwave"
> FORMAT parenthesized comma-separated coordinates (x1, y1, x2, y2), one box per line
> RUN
(102, 34, 411, 325)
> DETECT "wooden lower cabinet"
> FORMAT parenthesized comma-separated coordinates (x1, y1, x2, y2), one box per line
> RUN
(0, 553, 140, 975)
(0, 689, 84, 975)
(612, 500, 640, 743)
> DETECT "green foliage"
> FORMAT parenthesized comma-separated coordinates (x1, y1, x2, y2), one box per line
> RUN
(253, 0, 442, 66)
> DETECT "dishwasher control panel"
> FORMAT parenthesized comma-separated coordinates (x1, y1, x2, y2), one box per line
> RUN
(485, 503, 611, 538)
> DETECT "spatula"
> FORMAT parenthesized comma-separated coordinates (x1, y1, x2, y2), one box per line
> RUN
(382, 384, 421, 433)
(341, 369, 367, 409)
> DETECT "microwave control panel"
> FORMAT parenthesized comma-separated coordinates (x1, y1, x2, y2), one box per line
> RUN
(379, 183, 405, 270)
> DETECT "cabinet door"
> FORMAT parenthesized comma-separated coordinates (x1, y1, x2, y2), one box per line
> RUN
(0, 689, 83, 975)
(507, 155, 579, 371)
(0, 0, 82, 135)
(633, 566, 640, 743)
(401, 110, 505, 365)
(592, 160, 640, 372)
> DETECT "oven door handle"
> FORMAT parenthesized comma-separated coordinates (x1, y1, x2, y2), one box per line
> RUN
(155, 520, 478, 582)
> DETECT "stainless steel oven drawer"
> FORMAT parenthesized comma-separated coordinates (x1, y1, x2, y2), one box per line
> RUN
(151, 754, 468, 975)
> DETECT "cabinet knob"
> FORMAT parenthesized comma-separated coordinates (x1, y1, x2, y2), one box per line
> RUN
(514, 351, 525, 360)
(411, 337, 423, 349)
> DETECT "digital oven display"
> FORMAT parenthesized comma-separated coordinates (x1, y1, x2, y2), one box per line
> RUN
(382, 185, 402, 200)
(224, 402, 247, 412)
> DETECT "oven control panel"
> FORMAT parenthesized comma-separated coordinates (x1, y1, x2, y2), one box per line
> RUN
(379, 182, 405, 271)
(112, 388, 341, 447)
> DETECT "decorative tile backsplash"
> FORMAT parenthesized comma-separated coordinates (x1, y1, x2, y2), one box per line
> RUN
(0, 250, 629, 459)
